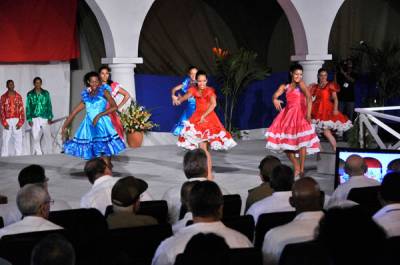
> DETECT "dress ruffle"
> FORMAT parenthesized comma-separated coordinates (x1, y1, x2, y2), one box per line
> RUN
(265, 128, 320, 154)
(312, 119, 353, 133)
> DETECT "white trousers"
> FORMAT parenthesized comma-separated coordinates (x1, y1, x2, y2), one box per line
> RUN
(31, 117, 52, 155)
(1, 118, 23, 156)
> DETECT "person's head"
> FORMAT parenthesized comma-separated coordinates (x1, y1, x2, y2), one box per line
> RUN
(187, 66, 198, 82)
(31, 234, 75, 265)
(317, 68, 328, 84)
(17, 183, 52, 219)
(111, 176, 148, 213)
(379, 172, 400, 205)
(269, 164, 294, 192)
(289, 63, 303, 84)
(258, 155, 281, 182)
(183, 149, 208, 179)
(387, 158, 400, 173)
(189, 181, 223, 221)
(180, 181, 200, 210)
(33, 77, 42, 89)
(195, 70, 208, 90)
(6, 80, 14, 91)
(344, 155, 368, 177)
(84, 71, 100, 89)
(98, 66, 112, 84)
(18, 164, 49, 188)
(84, 158, 112, 184)
(289, 177, 324, 213)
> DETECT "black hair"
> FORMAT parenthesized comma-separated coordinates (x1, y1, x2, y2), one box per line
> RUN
(18, 164, 47, 188)
(387, 158, 400, 173)
(195, 70, 207, 80)
(6, 80, 13, 86)
(287, 63, 303, 84)
(380, 172, 400, 202)
(33, 77, 42, 84)
(189, 181, 223, 218)
(180, 180, 200, 208)
(269, 164, 294, 191)
(187, 65, 198, 73)
(98, 66, 113, 85)
(317, 68, 328, 83)
(31, 234, 75, 265)
(183, 149, 207, 179)
(84, 158, 107, 184)
(83, 71, 100, 86)
(258, 155, 281, 182)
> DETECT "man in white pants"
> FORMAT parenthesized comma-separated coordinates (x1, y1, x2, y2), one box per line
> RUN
(26, 77, 53, 155)
(1, 80, 25, 156)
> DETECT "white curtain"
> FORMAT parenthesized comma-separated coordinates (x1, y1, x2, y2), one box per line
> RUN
(0, 62, 70, 156)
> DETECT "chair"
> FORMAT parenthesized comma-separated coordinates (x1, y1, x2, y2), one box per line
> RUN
(279, 240, 330, 265)
(222, 215, 255, 242)
(105, 200, 168, 223)
(254, 211, 296, 249)
(109, 223, 173, 265)
(222, 194, 242, 218)
(347, 186, 381, 216)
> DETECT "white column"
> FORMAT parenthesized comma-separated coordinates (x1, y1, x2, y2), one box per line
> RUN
(298, 60, 324, 85)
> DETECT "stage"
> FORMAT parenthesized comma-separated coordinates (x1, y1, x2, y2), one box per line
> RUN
(0, 140, 337, 210)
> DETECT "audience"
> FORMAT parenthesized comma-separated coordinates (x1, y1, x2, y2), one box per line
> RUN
(107, 176, 158, 229)
(373, 172, 400, 237)
(31, 234, 75, 265)
(262, 177, 324, 265)
(152, 181, 252, 265)
(245, 155, 281, 211)
(246, 165, 295, 224)
(162, 149, 228, 224)
(387, 158, 400, 173)
(0, 184, 62, 238)
(172, 181, 199, 233)
(328, 155, 380, 207)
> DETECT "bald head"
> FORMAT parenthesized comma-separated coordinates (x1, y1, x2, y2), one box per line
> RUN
(290, 177, 324, 213)
(345, 155, 368, 176)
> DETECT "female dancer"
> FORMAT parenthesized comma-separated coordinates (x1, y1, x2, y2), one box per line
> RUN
(265, 64, 320, 177)
(62, 72, 125, 164)
(171, 66, 198, 136)
(175, 70, 236, 179)
(310, 68, 352, 151)
(99, 66, 131, 140)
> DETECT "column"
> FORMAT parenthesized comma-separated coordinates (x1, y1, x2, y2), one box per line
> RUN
(298, 60, 324, 85)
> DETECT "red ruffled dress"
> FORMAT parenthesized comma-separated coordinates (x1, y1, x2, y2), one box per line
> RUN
(177, 87, 237, 150)
(265, 84, 320, 154)
(108, 82, 125, 140)
(310, 82, 352, 134)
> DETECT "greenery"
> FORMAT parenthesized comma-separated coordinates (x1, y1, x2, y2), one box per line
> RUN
(213, 47, 270, 132)
(120, 101, 158, 133)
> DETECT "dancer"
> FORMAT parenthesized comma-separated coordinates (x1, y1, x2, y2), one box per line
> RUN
(99, 66, 131, 140)
(26, 77, 53, 155)
(1, 80, 25, 156)
(62, 72, 125, 163)
(175, 70, 236, 179)
(310, 68, 352, 151)
(171, 66, 198, 136)
(265, 63, 320, 177)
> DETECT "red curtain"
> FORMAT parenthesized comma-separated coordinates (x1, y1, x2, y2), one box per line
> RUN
(0, 0, 79, 62)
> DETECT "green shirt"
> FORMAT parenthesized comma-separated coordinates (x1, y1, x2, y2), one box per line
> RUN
(26, 89, 53, 122)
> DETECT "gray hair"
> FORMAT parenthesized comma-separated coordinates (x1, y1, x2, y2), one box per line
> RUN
(17, 184, 49, 216)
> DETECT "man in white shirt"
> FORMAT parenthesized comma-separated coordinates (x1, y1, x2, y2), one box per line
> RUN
(0, 184, 62, 238)
(246, 165, 295, 224)
(373, 172, 400, 237)
(152, 181, 252, 265)
(328, 155, 380, 207)
(262, 177, 325, 265)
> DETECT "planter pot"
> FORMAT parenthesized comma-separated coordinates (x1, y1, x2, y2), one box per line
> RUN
(126, 131, 144, 148)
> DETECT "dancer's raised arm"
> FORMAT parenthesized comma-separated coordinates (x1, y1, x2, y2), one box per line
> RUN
(272, 84, 286, 112)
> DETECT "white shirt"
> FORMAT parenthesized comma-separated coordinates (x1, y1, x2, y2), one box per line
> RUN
(262, 211, 324, 265)
(152, 221, 252, 265)
(172, 212, 193, 234)
(373, 203, 400, 237)
(0, 216, 63, 238)
(246, 191, 294, 224)
(328, 175, 380, 207)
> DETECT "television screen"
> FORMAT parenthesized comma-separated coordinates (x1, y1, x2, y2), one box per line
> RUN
(335, 147, 400, 188)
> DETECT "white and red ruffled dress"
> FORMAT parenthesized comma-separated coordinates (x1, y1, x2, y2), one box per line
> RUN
(265, 84, 320, 154)
(177, 86, 237, 150)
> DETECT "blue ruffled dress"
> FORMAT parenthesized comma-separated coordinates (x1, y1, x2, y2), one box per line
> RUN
(171, 77, 196, 136)
(64, 85, 126, 160)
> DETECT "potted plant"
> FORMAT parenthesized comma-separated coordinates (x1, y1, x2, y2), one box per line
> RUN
(119, 101, 158, 148)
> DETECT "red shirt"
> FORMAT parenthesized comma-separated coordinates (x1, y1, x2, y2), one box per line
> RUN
(0, 91, 25, 127)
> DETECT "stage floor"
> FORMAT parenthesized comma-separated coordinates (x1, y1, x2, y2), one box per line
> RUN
(0, 140, 335, 210)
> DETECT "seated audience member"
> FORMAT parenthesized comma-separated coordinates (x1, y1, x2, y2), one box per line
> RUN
(262, 177, 324, 265)
(31, 234, 75, 265)
(387, 158, 400, 173)
(0, 164, 70, 226)
(0, 184, 62, 238)
(245, 155, 281, 211)
(174, 233, 229, 265)
(172, 181, 199, 233)
(107, 176, 158, 229)
(246, 165, 295, 224)
(152, 181, 252, 265)
(163, 149, 228, 224)
(328, 155, 380, 207)
(373, 172, 400, 237)
(317, 206, 386, 265)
